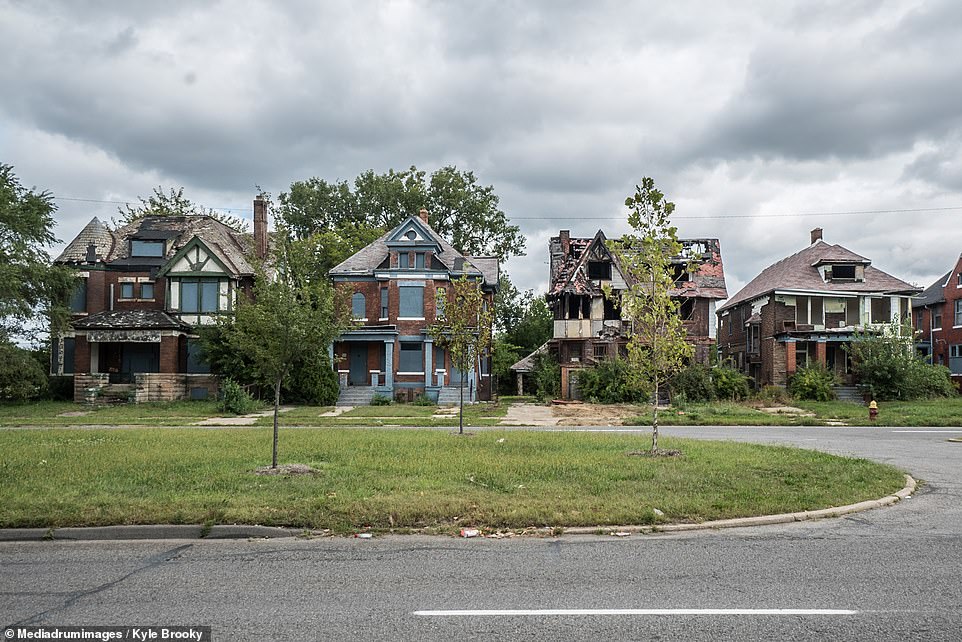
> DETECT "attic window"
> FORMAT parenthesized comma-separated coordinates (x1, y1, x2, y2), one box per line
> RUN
(831, 265, 856, 280)
(405, 230, 417, 240)
(131, 240, 164, 257)
(587, 261, 611, 280)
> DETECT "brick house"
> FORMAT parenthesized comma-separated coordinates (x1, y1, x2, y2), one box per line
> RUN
(543, 230, 727, 400)
(52, 198, 270, 402)
(329, 210, 498, 404)
(913, 254, 962, 383)
(717, 228, 920, 387)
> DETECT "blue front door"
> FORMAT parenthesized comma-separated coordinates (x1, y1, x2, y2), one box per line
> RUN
(349, 344, 368, 385)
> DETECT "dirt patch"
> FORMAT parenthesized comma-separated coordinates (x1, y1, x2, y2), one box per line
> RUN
(756, 405, 815, 416)
(254, 464, 319, 476)
(500, 402, 639, 426)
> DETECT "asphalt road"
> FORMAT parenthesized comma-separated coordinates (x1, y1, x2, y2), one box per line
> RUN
(2, 425, 961, 641)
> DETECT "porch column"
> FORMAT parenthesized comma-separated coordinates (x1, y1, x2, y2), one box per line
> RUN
(517, 372, 524, 396)
(423, 338, 433, 388)
(328, 342, 334, 365)
(815, 340, 827, 366)
(786, 340, 797, 378)
(383, 340, 394, 389)
(890, 296, 901, 324)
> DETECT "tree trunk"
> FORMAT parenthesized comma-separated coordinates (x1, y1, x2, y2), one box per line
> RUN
(459, 369, 465, 435)
(272, 375, 281, 469)
(652, 379, 659, 454)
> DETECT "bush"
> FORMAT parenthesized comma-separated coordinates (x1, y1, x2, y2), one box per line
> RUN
(531, 351, 561, 401)
(219, 378, 258, 415)
(757, 385, 791, 406)
(713, 366, 752, 401)
(903, 362, 956, 399)
(670, 363, 715, 403)
(0, 341, 49, 401)
(370, 393, 392, 406)
(577, 357, 650, 404)
(283, 353, 340, 405)
(789, 364, 837, 401)
(413, 393, 435, 406)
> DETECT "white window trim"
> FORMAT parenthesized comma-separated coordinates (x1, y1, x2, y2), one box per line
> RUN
(397, 371, 425, 376)
(378, 317, 388, 322)
(397, 316, 425, 321)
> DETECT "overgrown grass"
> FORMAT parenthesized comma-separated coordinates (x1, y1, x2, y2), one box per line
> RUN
(0, 401, 224, 426)
(0, 428, 905, 533)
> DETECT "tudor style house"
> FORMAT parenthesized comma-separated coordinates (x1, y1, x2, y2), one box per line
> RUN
(52, 198, 270, 402)
(718, 228, 920, 387)
(913, 253, 962, 383)
(543, 230, 727, 400)
(329, 210, 498, 405)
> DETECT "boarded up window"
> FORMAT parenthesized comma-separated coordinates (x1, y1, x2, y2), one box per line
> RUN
(399, 286, 424, 318)
(796, 296, 809, 324)
(811, 297, 824, 326)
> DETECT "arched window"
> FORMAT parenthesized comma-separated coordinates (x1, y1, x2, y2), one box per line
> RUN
(352, 292, 366, 319)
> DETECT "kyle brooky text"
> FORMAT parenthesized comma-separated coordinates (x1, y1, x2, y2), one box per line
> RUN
(4, 627, 211, 641)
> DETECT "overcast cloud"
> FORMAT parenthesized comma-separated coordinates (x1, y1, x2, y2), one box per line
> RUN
(2, 0, 962, 298)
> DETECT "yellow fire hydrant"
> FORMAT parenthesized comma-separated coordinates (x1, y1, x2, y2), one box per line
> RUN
(869, 400, 878, 422)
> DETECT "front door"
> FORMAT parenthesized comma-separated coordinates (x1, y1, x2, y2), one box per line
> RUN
(349, 344, 368, 385)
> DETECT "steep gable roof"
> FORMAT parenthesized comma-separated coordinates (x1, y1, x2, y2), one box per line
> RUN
(719, 239, 919, 312)
(913, 272, 950, 308)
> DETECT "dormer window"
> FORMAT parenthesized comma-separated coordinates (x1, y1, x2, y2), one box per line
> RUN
(831, 265, 856, 280)
(405, 230, 417, 241)
(131, 240, 164, 257)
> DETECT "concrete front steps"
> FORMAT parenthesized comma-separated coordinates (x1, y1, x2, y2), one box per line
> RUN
(437, 386, 475, 406)
(834, 386, 864, 404)
(336, 386, 376, 407)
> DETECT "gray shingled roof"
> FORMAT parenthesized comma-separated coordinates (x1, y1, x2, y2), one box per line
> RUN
(510, 342, 548, 373)
(54, 217, 114, 263)
(913, 272, 950, 308)
(330, 216, 495, 286)
(73, 309, 191, 330)
(719, 239, 919, 312)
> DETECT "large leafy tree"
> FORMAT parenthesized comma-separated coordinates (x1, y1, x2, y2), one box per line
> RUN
(0, 164, 76, 345)
(607, 178, 693, 454)
(211, 244, 351, 468)
(429, 275, 495, 434)
(493, 274, 552, 395)
(117, 186, 249, 231)
(278, 165, 525, 263)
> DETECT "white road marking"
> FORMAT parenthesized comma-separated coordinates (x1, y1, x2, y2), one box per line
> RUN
(413, 608, 858, 616)
(891, 430, 962, 433)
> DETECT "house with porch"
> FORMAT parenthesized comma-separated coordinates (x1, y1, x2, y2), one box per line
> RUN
(542, 229, 727, 400)
(51, 198, 270, 402)
(717, 228, 920, 387)
(913, 253, 962, 384)
(329, 209, 498, 405)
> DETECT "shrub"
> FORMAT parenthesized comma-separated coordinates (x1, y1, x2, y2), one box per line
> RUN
(670, 363, 715, 403)
(531, 351, 561, 401)
(789, 364, 836, 401)
(903, 362, 955, 399)
(713, 366, 752, 401)
(219, 378, 258, 415)
(370, 393, 392, 406)
(757, 385, 791, 406)
(283, 353, 340, 405)
(577, 357, 650, 404)
(0, 341, 48, 401)
(413, 393, 435, 406)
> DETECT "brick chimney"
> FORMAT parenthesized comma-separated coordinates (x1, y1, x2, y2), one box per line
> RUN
(253, 196, 268, 260)
(810, 227, 823, 244)
(559, 230, 570, 254)
(418, 208, 429, 224)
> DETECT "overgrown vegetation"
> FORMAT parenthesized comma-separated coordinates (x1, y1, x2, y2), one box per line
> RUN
(578, 357, 650, 403)
(670, 363, 715, 403)
(790, 364, 837, 401)
(0, 428, 906, 531)
(531, 351, 561, 401)
(847, 321, 956, 400)
(712, 365, 752, 401)
(219, 378, 259, 415)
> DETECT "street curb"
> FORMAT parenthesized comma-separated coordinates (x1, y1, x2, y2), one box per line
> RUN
(0, 524, 299, 542)
(563, 474, 917, 536)
(0, 476, 917, 542)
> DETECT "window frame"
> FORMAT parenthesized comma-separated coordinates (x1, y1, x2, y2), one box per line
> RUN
(380, 287, 388, 319)
(130, 240, 165, 257)
(352, 292, 367, 320)
(398, 342, 424, 374)
(119, 282, 135, 299)
(140, 282, 154, 300)
(956, 300, 962, 327)
(180, 278, 221, 313)
(398, 286, 424, 319)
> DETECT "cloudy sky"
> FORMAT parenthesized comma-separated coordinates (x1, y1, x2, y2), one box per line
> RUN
(3, 0, 962, 298)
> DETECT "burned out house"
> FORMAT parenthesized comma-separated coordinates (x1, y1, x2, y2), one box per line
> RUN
(329, 209, 498, 405)
(543, 230, 727, 400)
(717, 228, 920, 387)
(51, 198, 270, 402)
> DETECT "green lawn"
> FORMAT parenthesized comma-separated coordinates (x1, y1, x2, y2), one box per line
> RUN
(0, 427, 905, 533)
(0, 400, 228, 426)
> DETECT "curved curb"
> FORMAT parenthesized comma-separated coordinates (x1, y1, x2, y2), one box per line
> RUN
(0, 476, 917, 542)
(563, 474, 917, 536)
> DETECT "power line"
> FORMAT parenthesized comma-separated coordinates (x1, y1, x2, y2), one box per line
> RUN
(52, 196, 253, 213)
(511, 205, 962, 220)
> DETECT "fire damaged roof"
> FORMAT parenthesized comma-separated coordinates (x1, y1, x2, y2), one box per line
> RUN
(547, 230, 727, 300)
(73, 309, 191, 330)
(720, 239, 919, 312)
(56, 215, 260, 276)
